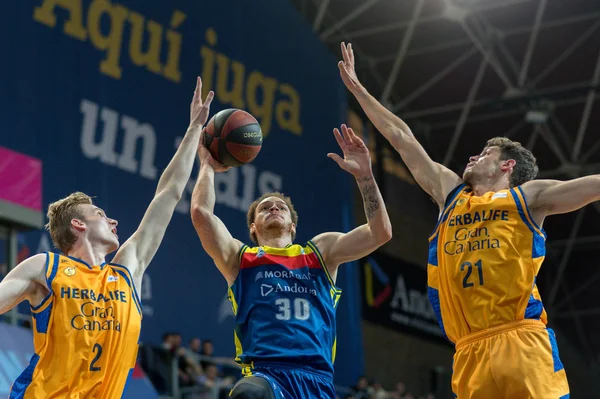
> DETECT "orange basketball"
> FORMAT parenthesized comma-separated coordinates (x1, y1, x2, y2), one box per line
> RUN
(203, 109, 263, 167)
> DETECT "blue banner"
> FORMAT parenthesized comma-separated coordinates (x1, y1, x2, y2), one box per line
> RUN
(0, 0, 361, 387)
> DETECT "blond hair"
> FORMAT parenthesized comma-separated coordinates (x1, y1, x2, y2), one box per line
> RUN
(45, 192, 93, 254)
(246, 192, 298, 244)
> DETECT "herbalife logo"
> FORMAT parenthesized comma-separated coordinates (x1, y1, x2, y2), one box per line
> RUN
(261, 284, 274, 297)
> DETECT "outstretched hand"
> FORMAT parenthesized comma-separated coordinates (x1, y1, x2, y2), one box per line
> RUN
(338, 42, 363, 94)
(327, 124, 372, 178)
(190, 76, 215, 128)
(198, 132, 231, 173)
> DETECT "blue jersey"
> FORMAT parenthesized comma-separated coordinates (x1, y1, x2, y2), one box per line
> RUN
(228, 242, 342, 375)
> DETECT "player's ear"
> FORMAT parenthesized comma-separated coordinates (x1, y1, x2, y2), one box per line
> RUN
(249, 223, 256, 235)
(500, 159, 516, 172)
(290, 223, 296, 237)
(71, 218, 86, 232)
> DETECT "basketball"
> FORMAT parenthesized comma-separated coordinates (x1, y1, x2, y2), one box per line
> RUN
(203, 108, 263, 167)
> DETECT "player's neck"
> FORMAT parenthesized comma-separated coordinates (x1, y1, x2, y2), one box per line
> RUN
(67, 240, 108, 266)
(470, 174, 510, 197)
(470, 176, 510, 196)
(257, 236, 292, 249)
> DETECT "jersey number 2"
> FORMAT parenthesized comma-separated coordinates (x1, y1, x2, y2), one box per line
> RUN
(90, 344, 103, 371)
(461, 260, 484, 288)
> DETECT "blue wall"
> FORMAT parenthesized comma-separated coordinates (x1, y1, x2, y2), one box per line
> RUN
(0, 0, 363, 387)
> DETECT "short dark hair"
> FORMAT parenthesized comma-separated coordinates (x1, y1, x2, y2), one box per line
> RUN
(246, 192, 298, 244)
(485, 137, 538, 187)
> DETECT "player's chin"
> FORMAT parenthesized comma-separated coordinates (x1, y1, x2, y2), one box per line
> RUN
(462, 170, 472, 182)
(264, 220, 287, 232)
(265, 217, 285, 226)
(108, 239, 120, 253)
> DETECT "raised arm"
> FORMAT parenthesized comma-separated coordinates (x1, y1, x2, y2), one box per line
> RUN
(312, 125, 392, 279)
(0, 254, 48, 314)
(522, 175, 600, 226)
(113, 77, 215, 280)
(338, 42, 462, 206)
(190, 145, 244, 286)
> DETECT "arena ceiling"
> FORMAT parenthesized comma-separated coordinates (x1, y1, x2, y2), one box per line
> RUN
(291, 0, 600, 371)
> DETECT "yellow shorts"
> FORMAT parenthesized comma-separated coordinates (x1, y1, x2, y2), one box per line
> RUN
(452, 319, 570, 399)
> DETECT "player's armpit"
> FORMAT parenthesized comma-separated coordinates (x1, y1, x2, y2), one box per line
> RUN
(312, 226, 390, 272)
(399, 139, 463, 207)
(310, 171, 392, 273)
(113, 190, 182, 280)
(369, 117, 462, 206)
(0, 253, 48, 314)
(522, 176, 600, 220)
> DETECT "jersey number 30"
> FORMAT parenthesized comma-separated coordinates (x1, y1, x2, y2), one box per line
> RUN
(275, 298, 311, 321)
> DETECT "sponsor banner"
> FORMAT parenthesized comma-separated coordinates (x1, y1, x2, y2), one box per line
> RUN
(361, 252, 451, 345)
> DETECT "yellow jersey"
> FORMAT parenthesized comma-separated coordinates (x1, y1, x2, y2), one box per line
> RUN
(10, 252, 143, 398)
(428, 184, 547, 343)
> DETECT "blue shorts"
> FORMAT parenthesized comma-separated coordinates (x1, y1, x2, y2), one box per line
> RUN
(249, 363, 336, 399)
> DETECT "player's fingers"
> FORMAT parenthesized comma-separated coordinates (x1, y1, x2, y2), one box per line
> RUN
(341, 42, 349, 63)
(198, 144, 209, 159)
(203, 91, 215, 108)
(347, 127, 361, 145)
(338, 61, 350, 79)
(340, 124, 353, 144)
(345, 126, 357, 143)
(348, 43, 355, 65)
(196, 76, 202, 98)
(193, 77, 201, 103)
(332, 128, 345, 148)
(327, 153, 346, 169)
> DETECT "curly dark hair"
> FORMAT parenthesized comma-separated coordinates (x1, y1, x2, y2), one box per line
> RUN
(485, 137, 538, 187)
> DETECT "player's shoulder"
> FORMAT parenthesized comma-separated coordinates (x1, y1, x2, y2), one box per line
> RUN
(21, 253, 49, 269)
(12, 253, 49, 284)
(27, 252, 49, 263)
(441, 183, 470, 203)
(519, 179, 555, 201)
(309, 232, 343, 250)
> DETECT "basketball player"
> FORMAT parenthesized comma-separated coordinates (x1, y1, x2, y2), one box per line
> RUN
(190, 124, 392, 399)
(0, 77, 214, 398)
(338, 42, 576, 398)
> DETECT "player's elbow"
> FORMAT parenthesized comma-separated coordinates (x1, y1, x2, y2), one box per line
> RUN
(190, 205, 206, 222)
(157, 185, 184, 204)
(380, 225, 393, 244)
(373, 224, 392, 246)
(190, 204, 212, 226)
